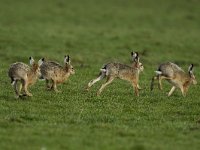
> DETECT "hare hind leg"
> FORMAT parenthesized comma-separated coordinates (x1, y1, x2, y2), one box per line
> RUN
(52, 80, 60, 93)
(151, 76, 156, 91)
(168, 86, 176, 97)
(150, 75, 164, 91)
(46, 79, 52, 90)
(12, 80, 20, 99)
(159, 76, 174, 90)
(97, 76, 114, 96)
(86, 72, 105, 91)
(158, 75, 163, 90)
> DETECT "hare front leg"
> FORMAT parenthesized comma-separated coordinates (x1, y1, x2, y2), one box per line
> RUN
(137, 84, 142, 90)
(52, 80, 60, 93)
(97, 76, 114, 96)
(180, 86, 188, 97)
(132, 81, 139, 96)
(159, 76, 173, 90)
(22, 79, 32, 97)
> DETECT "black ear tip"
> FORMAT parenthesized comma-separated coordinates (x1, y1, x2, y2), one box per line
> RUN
(42, 58, 45, 61)
(131, 52, 139, 57)
(190, 64, 194, 68)
(29, 57, 32, 60)
(64, 55, 70, 58)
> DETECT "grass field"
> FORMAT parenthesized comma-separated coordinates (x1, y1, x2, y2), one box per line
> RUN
(0, 0, 200, 149)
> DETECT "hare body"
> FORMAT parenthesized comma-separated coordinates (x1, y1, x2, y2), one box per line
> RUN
(8, 57, 40, 98)
(40, 56, 75, 92)
(151, 62, 197, 97)
(86, 52, 143, 96)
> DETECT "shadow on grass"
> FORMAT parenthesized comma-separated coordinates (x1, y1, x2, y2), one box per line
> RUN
(0, 95, 32, 102)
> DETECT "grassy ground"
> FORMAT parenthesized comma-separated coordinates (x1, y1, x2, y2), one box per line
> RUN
(0, 0, 200, 149)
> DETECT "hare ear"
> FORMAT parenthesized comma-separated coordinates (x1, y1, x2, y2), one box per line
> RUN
(29, 57, 35, 65)
(131, 52, 139, 62)
(188, 64, 194, 75)
(131, 52, 134, 56)
(38, 58, 45, 66)
(131, 52, 138, 58)
(64, 55, 70, 64)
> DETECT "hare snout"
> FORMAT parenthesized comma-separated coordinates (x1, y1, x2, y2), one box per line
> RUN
(70, 69, 75, 75)
(192, 79, 197, 85)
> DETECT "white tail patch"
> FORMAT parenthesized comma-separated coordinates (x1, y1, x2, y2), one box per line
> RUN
(100, 68, 107, 72)
(155, 71, 162, 75)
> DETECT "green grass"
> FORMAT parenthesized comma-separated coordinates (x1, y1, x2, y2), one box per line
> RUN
(0, 0, 200, 149)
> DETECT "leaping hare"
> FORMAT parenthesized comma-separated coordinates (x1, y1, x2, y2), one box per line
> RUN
(151, 62, 197, 97)
(40, 55, 75, 92)
(86, 52, 144, 96)
(8, 57, 41, 98)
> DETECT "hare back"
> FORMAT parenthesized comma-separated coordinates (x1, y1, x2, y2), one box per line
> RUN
(158, 62, 185, 78)
(40, 61, 66, 79)
(40, 61, 63, 72)
(8, 62, 30, 79)
(105, 63, 138, 78)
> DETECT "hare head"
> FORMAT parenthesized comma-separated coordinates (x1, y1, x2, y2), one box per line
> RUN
(188, 64, 197, 85)
(29, 57, 41, 77)
(131, 51, 144, 72)
(64, 55, 75, 75)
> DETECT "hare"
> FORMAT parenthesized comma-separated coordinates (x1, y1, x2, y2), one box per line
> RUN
(151, 62, 197, 97)
(86, 52, 144, 96)
(8, 57, 41, 98)
(40, 55, 75, 92)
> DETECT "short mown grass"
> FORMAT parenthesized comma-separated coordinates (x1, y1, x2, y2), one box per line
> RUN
(0, 0, 200, 149)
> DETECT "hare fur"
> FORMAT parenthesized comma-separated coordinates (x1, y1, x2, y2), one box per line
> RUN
(8, 57, 41, 98)
(151, 62, 197, 97)
(40, 55, 75, 92)
(86, 52, 144, 96)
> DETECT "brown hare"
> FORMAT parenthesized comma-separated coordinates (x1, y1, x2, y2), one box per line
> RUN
(151, 62, 197, 97)
(86, 52, 144, 96)
(40, 55, 75, 92)
(8, 57, 41, 98)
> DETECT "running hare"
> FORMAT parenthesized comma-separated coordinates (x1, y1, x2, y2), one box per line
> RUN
(151, 62, 197, 97)
(40, 55, 75, 92)
(86, 52, 144, 96)
(8, 57, 41, 98)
